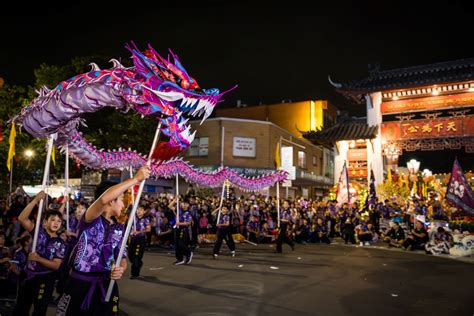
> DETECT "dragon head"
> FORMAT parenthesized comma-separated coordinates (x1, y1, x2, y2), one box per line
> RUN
(123, 43, 236, 157)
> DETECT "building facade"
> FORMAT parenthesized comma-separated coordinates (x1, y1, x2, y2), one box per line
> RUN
(328, 58, 474, 184)
(185, 117, 333, 198)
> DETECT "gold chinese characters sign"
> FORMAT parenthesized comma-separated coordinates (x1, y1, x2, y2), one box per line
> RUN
(381, 92, 474, 114)
(381, 116, 474, 140)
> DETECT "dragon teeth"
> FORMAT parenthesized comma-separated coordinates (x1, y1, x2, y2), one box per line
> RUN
(188, 130, 197, 143)
(194, 99, 206, 112)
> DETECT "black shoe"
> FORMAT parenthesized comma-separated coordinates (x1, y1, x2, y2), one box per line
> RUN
(130, 275, 138, 279)
(274, 250, 282, 253)
(291, 245, 295, 251)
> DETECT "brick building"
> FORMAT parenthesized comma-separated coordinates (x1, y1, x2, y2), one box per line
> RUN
(185, 100, 338, 198)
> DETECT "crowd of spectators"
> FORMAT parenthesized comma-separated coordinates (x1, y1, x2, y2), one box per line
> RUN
(1, 186, 473, 310)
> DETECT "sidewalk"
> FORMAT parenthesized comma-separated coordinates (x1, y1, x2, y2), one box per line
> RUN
(330, 238, 474, 264)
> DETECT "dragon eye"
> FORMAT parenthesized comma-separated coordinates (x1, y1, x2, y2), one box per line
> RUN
(181, 80, 190, 89)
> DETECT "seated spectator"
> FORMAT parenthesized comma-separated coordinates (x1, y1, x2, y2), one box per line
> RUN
(156, 217, 173, 248)
(259, 222, 273, 243)
(383, 221, 405, 248)
(402, 220, 429, 251)
(198, 213, 209, 234)
(357, 221, 374, 246)
(295, 219, 310, 244)
(342, 218, 356, 244)
(425, 227, 453, 255)
(246, 216, 260, 243)
(309, 217, 328, 244)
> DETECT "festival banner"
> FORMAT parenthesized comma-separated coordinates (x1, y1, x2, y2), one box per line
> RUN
(363, 169, 377, 210)
(445, 159, 474, 214)
(336, 161, 350, 206)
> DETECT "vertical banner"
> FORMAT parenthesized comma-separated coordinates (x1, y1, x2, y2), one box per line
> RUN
(445, 159, 474, 214)
(336, 161, 350, 206)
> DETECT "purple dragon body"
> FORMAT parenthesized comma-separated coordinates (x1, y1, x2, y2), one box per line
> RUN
(13, 43, 286, 190)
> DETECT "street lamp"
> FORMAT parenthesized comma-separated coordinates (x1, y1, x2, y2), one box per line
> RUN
(24, 149, 35, 168)
(24, 149, 35, 158)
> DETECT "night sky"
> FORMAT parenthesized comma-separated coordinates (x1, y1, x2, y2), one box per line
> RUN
(2, 0, 473, 172)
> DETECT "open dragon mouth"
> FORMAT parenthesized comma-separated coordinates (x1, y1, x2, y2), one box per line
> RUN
(125, 42, 237, 152)
(146, 86, 232, 148)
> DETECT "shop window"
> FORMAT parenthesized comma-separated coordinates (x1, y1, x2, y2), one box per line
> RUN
(298, 151, 306, 169)
(188, 137, 209, 156)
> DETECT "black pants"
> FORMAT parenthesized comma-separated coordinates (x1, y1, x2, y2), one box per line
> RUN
(358, 234, 373, 242)
(13, 272, 56, 316)
(191, 219, 198, 247)
(276, 224, 295, 253)
(311, 233, 331, 244)
(248, 232, 258, 244)
(129, 236, 146, 277)
(402, 237, 426, 250)
(145, 232, 153, 248)
(56, 271, 119, 316)
(57, 244, 75, 295)
(344, 231, 356, 244)
(174, 227, 191, 261)
(213, 228, 236, 255)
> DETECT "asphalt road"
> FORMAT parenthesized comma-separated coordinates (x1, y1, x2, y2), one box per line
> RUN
(109, 243, 474, 316)
(2, 242, 472, 316)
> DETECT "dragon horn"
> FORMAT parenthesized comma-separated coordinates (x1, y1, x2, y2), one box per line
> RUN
(89, 63, 101, 71)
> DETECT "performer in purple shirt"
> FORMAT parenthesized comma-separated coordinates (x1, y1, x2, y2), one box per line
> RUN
(276, 200, 296, 253)
(173, 200, 193, 266)
(129, 206, 151, 279)
(56, 166, 150, 316)
(14, 191, 66, 316)
(212, 206, 236, 259)
(56, 202, 87, 298)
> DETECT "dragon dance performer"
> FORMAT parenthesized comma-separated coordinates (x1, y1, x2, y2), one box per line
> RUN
(56, 166, 150, 316)
(212, 206, 236, 259)
(129, 205, 151, 279)
(14, 191, 66, 316)
(173, 200, 193, 266)
(276, 200, 295, 253)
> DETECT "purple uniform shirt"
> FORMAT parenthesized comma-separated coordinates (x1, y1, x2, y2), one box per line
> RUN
(67, 215, 80, 246)
(13, 248, 28, 271)
(27, 226, 66, 273)
(280, 209, 291, 223)
(10, 247, 28, 282)
(217, 213, 230, 229)
(134, 215, 150, 238)
(70, 215, 126, 274)
(246, 221, 259, 232)
(179, 211, 193, 236)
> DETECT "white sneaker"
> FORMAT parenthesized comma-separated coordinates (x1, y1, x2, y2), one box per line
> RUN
(174, 260, 186, 266)
(213, 254, 218, 259)
(364, 242, 370, 246)
(360, 242, 364, 246)
(231, 251, 236, 257)
(185, 252, 193, 264)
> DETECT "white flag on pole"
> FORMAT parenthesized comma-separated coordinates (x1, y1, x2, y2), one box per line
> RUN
(336, 161, 350, 206)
